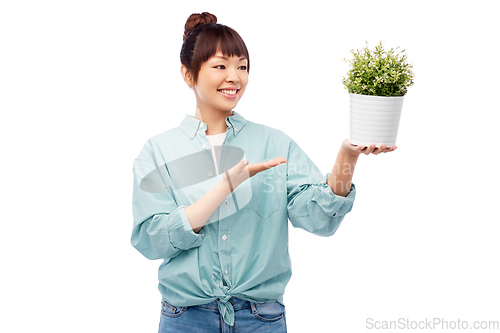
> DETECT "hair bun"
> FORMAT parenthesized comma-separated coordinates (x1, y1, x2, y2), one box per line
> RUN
(183, 12, 217, 41)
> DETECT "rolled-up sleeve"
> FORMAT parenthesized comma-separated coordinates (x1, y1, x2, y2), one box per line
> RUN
(131, 141, 204, 260)
(286, 140, 356, 237)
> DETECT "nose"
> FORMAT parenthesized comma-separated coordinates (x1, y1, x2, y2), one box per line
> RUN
(225, 68, 240, 83)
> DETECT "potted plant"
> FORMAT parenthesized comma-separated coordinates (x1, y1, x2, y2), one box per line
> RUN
(342, 41, 415, 147)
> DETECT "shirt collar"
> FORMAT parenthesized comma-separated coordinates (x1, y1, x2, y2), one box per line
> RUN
(179, 110, 247, 140)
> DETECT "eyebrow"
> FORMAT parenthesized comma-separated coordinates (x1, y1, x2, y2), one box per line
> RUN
(214, 55, 247, 61)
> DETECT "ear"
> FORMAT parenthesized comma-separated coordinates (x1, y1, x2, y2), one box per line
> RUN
(181, 65, 194, 87)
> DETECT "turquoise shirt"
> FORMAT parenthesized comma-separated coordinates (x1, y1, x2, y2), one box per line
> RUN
(131, 111, 356, 326)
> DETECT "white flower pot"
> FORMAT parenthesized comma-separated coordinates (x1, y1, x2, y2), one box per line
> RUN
(349, 93, 404, 147)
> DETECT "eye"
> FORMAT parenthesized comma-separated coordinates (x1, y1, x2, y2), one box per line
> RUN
(214, 65, 247, 70)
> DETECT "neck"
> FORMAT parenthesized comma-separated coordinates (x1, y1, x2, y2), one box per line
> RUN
(193, 107, 233, 135)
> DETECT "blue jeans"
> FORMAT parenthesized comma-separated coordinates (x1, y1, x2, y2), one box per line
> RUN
(158, 296, 287, 332)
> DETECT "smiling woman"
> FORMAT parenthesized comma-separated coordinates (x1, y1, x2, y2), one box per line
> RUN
(131, 10, 388, 333)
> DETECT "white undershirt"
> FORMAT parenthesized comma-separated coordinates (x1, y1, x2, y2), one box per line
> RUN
(206, 132, 227, 181)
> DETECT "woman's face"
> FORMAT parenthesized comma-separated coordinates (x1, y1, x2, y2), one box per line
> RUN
(193, 51, 248, 114)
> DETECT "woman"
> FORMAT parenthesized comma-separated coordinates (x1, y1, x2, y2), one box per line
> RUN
(131, 12, 396, 333)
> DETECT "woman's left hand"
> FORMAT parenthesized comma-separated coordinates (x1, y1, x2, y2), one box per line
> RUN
(340, 138, 397, 157)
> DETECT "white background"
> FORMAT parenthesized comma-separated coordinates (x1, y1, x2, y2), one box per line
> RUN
(1, 1, 499, 332)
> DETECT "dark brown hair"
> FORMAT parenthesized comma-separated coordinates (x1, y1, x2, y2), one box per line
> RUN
(180, 12, 250, 85)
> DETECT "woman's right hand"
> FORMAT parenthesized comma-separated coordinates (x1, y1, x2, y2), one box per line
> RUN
(221, 157, 287, 192)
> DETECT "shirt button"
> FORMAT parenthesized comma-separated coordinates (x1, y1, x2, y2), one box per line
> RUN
(222, 235, 227, 241)
(199, 123, 204, 128)
(208, 172, 213, 177)
(234, 128, 238, 132)
(190, 132, 194, 136)
(225, 270, 228, 275)
(202, 144, 206, 149)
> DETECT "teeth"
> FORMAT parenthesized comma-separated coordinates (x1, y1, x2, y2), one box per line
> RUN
(220, 89, 237, 95)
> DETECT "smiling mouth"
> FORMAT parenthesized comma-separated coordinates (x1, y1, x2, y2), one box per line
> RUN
(217, 88, 240, 98)
(217, 88, 240, 95)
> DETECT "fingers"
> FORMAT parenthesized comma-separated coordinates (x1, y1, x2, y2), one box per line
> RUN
(383, 146, 397, 153)
(361, 144, 376, 155)
(360, 144, 398, 155)
(372, 144, 387, 155)
(262, 157, 287, 168)
(248, 157, 287, 177)
(224, 157, 287, 191)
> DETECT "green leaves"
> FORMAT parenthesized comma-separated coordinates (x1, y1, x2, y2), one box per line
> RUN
(342, 41, 415, 97)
